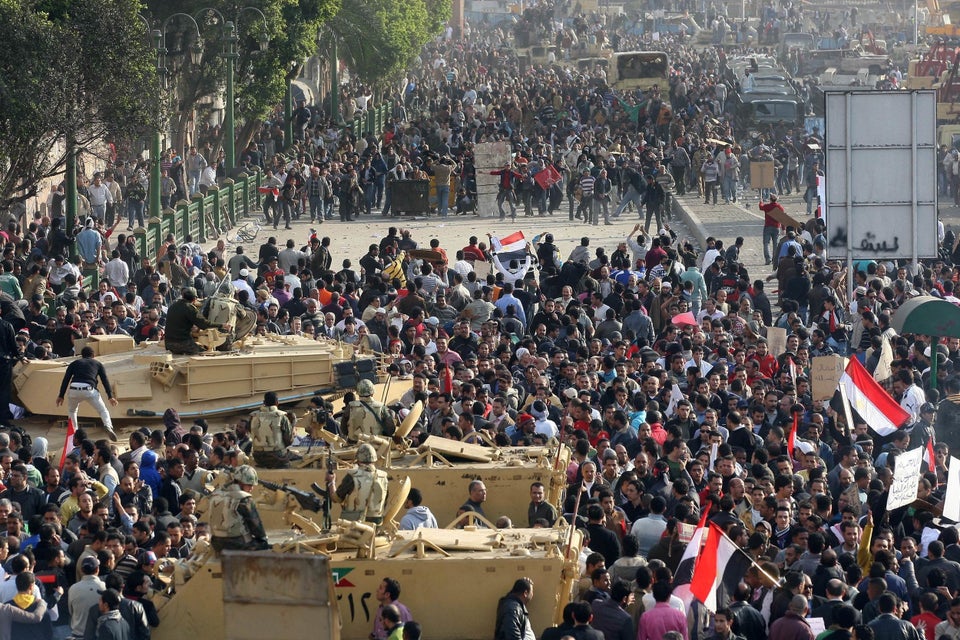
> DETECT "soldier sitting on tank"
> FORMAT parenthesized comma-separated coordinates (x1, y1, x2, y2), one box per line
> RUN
(206, 464, 268, 552)
(324, 443, 389, 525)
(346, 379, 398, 444)
(249, 392, 297, 469)
(164, 286, 232, 355)
(201, 279, 257, 351)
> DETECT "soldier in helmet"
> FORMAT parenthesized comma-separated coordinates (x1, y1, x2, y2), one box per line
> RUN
(325, 443, 389, 524)
(206, 465, 268, 551)
(346, 379, 397, 444)
(165, 286, 232, 355)
(249, 391, 294, 468)
(202, 278, 257, 351)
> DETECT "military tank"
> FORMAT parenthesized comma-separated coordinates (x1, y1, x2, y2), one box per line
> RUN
(150, 477, 583, 640)
(13, 333, 397, 421)
(257, 404, 571, 530)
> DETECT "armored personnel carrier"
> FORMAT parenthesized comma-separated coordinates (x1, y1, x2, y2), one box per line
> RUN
(151, 479, 583, 640)
(257, 414, 571, 530)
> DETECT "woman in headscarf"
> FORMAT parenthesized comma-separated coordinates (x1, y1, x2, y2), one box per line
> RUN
(30, 436, 49, 485)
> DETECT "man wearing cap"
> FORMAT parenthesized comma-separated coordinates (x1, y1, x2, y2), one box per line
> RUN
(164, 287, 232, 355)
(68, 556, 105, 638)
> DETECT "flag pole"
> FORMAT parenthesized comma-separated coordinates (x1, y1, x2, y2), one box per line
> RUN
(838, 382, 855, 441)
(715, 524, 783, 588)
(566, 482, 585, 560)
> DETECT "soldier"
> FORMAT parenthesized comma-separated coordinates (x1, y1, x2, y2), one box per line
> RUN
(206, 465, 268, 552)
(249, 392, 294, 468)
(325, 443, 389, 524)
(164, 287, 232, 355)
(346, 379, 397, 444)
(202, 279, 256, 351)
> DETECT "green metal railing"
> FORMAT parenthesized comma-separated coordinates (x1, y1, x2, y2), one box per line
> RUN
(128, 168, 263, 268)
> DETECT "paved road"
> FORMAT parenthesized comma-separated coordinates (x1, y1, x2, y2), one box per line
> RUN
(671, 187, 814, 281)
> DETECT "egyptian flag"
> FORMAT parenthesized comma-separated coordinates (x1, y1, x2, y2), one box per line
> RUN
(491, 231, 527, 265)
(59, 418, 75, 471)
(689, 523, 742, 612)
(925, 438, 937, 475)
(673, 508, 710, 604)
(786, 411, 799, 461)
(838, 356, 910, 437)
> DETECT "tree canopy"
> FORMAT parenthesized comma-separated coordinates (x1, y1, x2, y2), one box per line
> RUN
(144, 0, 343, 158)
(322, 0, 452, 88)
(0, 0, 160, 206)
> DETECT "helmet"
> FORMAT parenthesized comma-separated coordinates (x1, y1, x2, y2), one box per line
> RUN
(234, 465, 259, 486)
(356, 379, 376, 397)
(356, 443, 378, 463)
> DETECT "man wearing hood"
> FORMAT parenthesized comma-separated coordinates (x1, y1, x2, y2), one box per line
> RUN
(398, 488, 439, 530)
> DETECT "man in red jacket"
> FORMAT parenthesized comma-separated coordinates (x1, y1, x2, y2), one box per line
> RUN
(759, 194, 784, 266)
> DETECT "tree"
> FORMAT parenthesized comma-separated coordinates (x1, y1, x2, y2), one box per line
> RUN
(144, 0, 342, 162)
(322, 0, 451, 88)
(0, 0, 160, 207)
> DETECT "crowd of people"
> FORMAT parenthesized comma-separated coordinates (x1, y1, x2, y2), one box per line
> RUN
(1, 0, 959, 639)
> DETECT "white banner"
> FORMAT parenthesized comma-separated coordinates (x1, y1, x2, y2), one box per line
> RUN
(945, 456, 960, 522)
(888, 446, 924, 510)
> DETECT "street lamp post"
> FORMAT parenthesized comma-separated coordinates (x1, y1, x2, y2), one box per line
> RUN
(150, 14, 203, 219)
(202, 8, 269, 173)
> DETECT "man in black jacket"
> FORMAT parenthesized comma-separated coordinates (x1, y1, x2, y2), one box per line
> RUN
(494, 578, 534, 640)
(56, 346, 119, 441)
(640, 174, 666, 235)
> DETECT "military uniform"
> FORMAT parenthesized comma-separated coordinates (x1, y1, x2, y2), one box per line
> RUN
(202, 282, 257, 349)
(165, 297, 225, 355)
(346, 381, 397, 444)
(250, 405, 293, 468)
(332, 445, 389, 524)
(208, 483, 268, 551)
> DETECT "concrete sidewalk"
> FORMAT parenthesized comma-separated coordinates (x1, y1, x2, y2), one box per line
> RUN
(670, 188, 813, 281)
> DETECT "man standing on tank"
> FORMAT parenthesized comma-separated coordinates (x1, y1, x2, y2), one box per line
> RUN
(56, 345, 119, 441)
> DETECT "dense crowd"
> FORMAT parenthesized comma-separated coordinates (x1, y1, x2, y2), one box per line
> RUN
(1, 1, 960, 639)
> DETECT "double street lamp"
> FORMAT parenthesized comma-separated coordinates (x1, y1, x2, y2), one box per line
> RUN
(144, 8, 269, 219)
(195, 7, 270, 172)
(149, 13, 203, 219)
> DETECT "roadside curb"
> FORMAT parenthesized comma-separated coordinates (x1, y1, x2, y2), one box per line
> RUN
(671, 196, 710, 250)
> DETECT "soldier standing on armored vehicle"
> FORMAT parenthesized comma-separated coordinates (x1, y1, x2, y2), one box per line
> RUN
(207, 465, 268, 552)
(249, 392, 294, 469)
(323, 443, 389, 524)
(201, 279, 256, 351)
(164, 287, 232, 355)
(346, 379, 397, 444)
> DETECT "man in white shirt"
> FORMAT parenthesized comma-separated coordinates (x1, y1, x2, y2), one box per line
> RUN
(102, 251, 130, 294)
(86, 173, 113, 221)
(894, 369, 926, 427)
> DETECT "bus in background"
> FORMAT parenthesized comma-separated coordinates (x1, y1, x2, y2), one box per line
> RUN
(608, 51, 670, 91)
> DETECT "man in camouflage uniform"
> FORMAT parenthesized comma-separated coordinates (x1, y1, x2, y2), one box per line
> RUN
(324, 444, 389, 524)
(164, 287, 231, 355)
(346, 379, 397, 444)
(202, 279, 256, 350)
(249, 392, 294, 468)
(207, 465, 268, 552)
